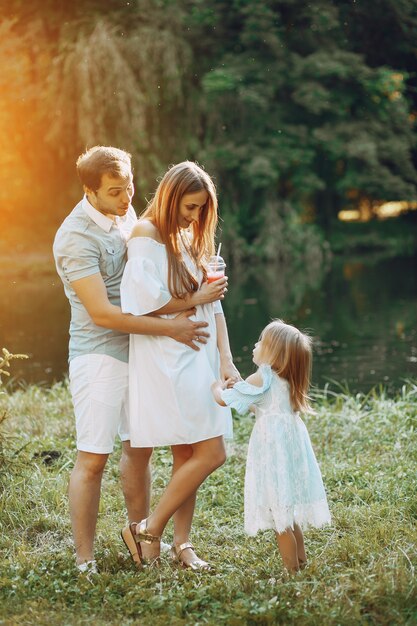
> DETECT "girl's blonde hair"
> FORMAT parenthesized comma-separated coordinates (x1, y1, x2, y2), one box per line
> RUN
(260, 319, 313, 413)
(141, 161, 217, 298)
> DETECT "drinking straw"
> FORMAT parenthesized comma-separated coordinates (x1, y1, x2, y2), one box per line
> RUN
(215, 243, 222, 270)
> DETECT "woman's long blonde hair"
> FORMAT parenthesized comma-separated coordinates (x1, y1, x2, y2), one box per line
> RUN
(260, 319, 313, 413)
(141, 161, 218, 298)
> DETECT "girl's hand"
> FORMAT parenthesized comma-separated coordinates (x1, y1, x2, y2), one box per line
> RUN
(211, 380, 227, 406)
(194, 277, 228, 305)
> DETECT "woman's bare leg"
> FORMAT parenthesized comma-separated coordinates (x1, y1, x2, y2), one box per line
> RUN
(144, 436, 226, 539)
(293, 523, 307, 568)
(172, 445, 195, 542)
(275, 528, 300, 573)
(171, 444, 203, 567)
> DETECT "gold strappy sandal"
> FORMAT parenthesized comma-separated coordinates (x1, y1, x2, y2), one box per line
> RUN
(121, 519, 161, 567)
(135, 518, 161, 545)
(171, 542, 211, 571)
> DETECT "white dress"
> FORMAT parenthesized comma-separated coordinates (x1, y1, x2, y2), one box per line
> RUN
(120, 236, 233, 447)
(222, 365, 331, 535)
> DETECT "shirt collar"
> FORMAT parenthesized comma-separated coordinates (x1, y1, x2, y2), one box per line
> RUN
(82, 195, 115, 232)
(82, 195, 132, 233)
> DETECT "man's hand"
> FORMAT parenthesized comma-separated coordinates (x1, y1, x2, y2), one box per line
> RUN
(169, 309, 210, 351)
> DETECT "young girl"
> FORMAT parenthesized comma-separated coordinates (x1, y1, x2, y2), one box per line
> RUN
(120, 161, 239, 569)
(212, 319, 331, 573)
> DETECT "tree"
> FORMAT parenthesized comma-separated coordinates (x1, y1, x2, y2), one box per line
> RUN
(1, 0, 416, 257)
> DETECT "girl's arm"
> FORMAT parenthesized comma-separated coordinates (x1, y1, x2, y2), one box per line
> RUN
(211, 369, 264, 408)
(211, 380, 227, 406)
(212, 367, 266, 412)
(241, 371, 263, 412)
(245, 371, 263, 387)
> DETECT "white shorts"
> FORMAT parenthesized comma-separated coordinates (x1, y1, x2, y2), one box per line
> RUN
(69, 354, 130, 454)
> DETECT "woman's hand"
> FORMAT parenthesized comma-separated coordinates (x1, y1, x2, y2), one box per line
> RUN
(220, 358, 242, 386)
(193, 277, 228, 306)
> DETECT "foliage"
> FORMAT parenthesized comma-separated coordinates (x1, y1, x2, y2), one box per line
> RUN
(0, 381, 416, 624)
(0, 348, 29, 386)
(192, 1, 417, 236)
(1, 0, 417, 257)
(0, 348, 29, 477)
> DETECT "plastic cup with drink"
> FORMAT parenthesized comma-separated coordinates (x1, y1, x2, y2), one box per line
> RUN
(207, 243, 226, 284)
(207, 255, 226, 283)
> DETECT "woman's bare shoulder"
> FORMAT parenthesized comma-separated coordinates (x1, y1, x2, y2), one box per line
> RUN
(130, 219, 161, 241)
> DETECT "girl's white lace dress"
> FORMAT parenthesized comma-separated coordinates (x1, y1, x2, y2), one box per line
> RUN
(120, 236, 232, 447)
(222, 364, 331, 535)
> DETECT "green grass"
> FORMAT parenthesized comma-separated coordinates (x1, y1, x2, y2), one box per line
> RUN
(0, 382, 416, 625)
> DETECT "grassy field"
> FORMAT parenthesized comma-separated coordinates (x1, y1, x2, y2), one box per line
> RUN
(0, 381, 416, 625)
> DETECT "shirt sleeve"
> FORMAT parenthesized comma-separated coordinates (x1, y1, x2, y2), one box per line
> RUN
(120, 238, 171, 315)
(221, 364, 273, 414)
(53, 228, 100, 283)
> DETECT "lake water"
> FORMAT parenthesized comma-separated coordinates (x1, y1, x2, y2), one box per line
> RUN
(1, 253, 416, 394)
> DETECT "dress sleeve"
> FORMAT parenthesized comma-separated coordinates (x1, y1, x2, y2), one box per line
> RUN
(120, 238, 171, 315)
(213, 300, 223, 315)
(221, 364, 273, 414)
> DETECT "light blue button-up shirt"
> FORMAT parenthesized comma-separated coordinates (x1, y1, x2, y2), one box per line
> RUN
(53, 196, 138, 363)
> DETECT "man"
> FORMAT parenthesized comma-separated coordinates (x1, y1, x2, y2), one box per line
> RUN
(53, 146, 219, 572)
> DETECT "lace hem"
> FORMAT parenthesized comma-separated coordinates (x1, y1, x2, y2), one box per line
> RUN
(244, 499, 331, 536)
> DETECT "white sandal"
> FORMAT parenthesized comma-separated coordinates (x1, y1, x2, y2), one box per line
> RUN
(77, 559, 98, 574)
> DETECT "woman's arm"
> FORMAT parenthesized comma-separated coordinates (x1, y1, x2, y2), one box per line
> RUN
(215, 313, 241, 384)
(130, 220, 228, 314)
(154, 280, 227, 314)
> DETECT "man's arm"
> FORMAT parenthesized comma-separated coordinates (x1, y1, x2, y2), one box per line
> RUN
(71, 273, 209, 350)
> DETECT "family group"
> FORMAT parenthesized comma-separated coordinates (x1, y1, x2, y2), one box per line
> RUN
(53, 146, 331, 576)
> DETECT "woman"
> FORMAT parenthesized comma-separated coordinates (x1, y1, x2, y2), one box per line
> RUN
(120, 161, 239, 569)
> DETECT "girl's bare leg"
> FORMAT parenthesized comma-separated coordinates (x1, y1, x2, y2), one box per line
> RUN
(293, 523, 307, 568)
(171, 444, 202, 567)
(275, 528, 300, 573)
(144, 436, 226, 540)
